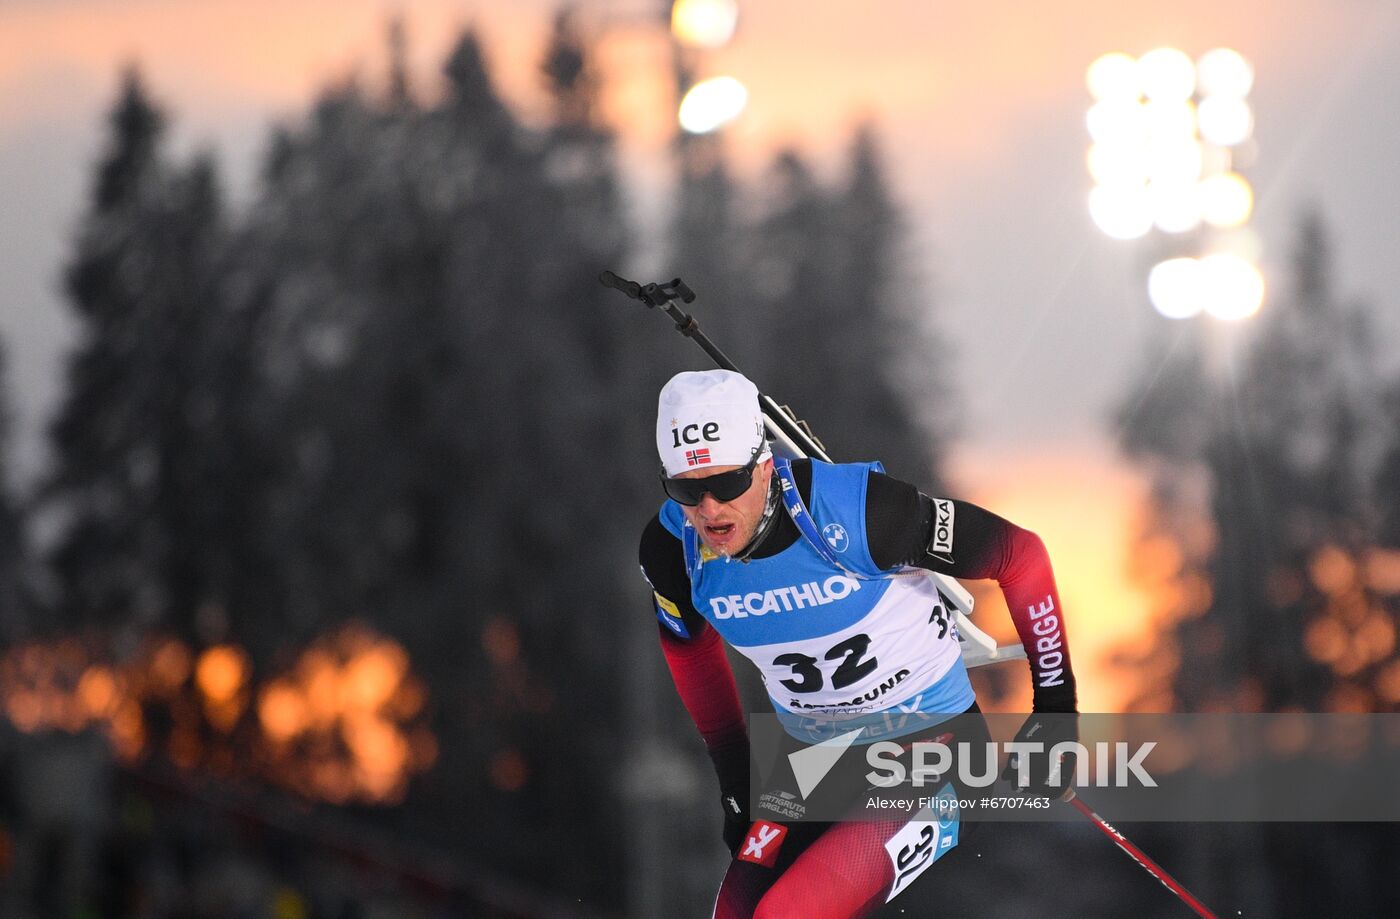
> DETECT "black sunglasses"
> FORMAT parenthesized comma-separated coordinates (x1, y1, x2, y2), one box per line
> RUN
(660, 450, 763, 506)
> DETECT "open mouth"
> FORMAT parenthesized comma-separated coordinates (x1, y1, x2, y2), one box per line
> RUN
(705, 523, 736, 540)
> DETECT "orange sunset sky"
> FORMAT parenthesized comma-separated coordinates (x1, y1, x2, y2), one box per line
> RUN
(2, 1, 1399, 711)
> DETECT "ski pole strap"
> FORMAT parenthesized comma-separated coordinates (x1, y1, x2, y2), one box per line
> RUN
(773, 456, 850, 573)
(771, 457, 925, 582)
(682, 520, 704, 583)
(772, 458, 992, 654)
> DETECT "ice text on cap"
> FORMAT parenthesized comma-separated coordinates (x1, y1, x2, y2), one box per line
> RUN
(671, 421, 722, 448)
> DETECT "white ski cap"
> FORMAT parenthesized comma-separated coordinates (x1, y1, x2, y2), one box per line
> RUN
(657, 370, 770, 477)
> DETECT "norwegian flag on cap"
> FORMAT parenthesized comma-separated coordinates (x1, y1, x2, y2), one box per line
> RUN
(685, 448, 711, 467)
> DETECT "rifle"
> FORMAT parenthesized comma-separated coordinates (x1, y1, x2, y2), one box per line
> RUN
(600, 271, 1024, 669)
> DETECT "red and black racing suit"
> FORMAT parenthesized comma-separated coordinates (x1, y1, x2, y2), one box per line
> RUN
(639, 459, 1077, 918)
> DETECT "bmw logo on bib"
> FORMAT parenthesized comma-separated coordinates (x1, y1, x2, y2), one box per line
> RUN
(822, 522, 849, 553)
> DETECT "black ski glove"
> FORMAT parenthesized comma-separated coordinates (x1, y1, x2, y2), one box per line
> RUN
(720, 787, 751, 856)
(1003, 686, 1079, 798)
(711, 742, 752, 856)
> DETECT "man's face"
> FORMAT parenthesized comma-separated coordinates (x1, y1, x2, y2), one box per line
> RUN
(677, 459, 774, 556)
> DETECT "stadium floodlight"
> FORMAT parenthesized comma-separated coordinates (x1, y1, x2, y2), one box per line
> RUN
(1087, 52, 1141, 102)
(1149, 180, 1203, 234)
(1145, 139, 1203, 184)
(1087, 143, 1148, 186)
(1148, 258, 1205, 319)
(1087, 99, 1148, 147)
(1089, 183, 1153, 239)
(1196, 48, 1254, 98)
(1137, 48, 1196, 102)
(1085, 45, 1262, 317)
(678, 75, 748, 133)
(671, 0, 740, 48)
(1199, 253, 1264, 320)
(1197, 95, 1254, 147)
(1198, 173, 1254, 228)
(1143, 99, 1197, 144)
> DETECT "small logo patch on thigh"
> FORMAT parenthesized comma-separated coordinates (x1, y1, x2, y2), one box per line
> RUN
(737, 821, 788, 868)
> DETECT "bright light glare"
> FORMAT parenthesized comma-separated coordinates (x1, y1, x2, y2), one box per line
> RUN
(1199, 142, 1232, 178)
(678, 76, 748, 133)
(1146, 139, 1203, 183)
(671, 0, 739, 49)
(1087, 99, 1148, 146)
(1089, 184, 1153, 239)
(1087, 143, 1147, 185)
(1138, 48, 1196, 102)
(1087, 47, 1259, 250)
(1144, 100, 1197, 143)
(1197, 48, 1254, 98)
(1200, 253, 1264, 319)
(1150, 181, 1202, 233)
(1198, 173, 1254, 228)
(1148, 258, 1204, 319)
(1197, 96, 1254, 146)
(1087, 52, 1141, 101)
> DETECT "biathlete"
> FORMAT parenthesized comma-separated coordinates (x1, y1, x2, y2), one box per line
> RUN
(639, 369, 1078, 918)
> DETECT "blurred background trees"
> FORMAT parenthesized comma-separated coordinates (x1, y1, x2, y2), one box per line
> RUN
(1115, 210, 1400, 714)
(0, 6, 1396, 918)
(1111, 210, 1400, 917)
(0, 13, 953, 917)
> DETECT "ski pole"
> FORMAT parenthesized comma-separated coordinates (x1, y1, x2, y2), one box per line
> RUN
(600, 270, 1022, 667)
(599, 271, 831, 462)
(1062, 789, 1219, 918)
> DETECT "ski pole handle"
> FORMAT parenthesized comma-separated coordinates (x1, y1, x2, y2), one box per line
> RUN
(599, 270, 642, 300)
(598, 271, 695, 307)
